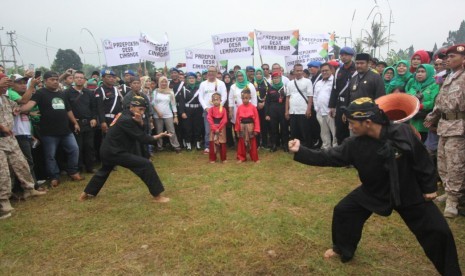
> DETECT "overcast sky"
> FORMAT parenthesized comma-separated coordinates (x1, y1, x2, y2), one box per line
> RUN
(2, 0, 464, 71)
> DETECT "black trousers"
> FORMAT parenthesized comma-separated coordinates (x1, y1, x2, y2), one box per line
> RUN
(83, 151, 165, 197)
(74, 125, 95, 171)
(308, 106, 321, 148)
(289, 114, 311, 147)
(269, 104, 288, 148)
(332, 192, 461, 275)
(335, 106, 349, 145)
(182, 107, 203, 144)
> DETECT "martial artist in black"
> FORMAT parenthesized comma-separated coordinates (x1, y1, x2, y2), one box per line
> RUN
(290, 98, 461, 276)
(80, 96, 171, 203)
(122, 77, 153, 158)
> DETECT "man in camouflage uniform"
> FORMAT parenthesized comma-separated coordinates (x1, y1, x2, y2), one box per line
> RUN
(0, 74, 45, 219)
(425, 44, 465, 218)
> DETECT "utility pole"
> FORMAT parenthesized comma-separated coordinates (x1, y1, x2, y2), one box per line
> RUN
(7, 31, 17, 72)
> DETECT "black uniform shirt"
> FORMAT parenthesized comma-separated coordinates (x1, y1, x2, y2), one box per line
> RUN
(100, 110, 157, 159)
(64, 87, 97, 120)
(348, 69, 385, 103)
(294, 123, 437, 216)
(95, 84, 123, 123)
(329, 62, 356, 108)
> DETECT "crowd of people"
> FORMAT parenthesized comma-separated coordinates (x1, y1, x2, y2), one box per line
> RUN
(0, 44, 464, 220)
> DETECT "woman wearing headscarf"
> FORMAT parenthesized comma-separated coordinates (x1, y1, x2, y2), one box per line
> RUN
(382, 66, 395, 92)
(178, 72, 203, 151)
(228, 70, 257, 125)
(254, 67, 270, 148)
(222, 73, 235, 147)
(152, 76, 181, 152)
(386, 60, 413, 94)
(410, 50, 431, 73)
(406, 64, 439, 142)
(265, 71, 289, 152)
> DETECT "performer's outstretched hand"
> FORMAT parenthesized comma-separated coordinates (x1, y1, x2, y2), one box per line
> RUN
(154, 131, 173, 140)
(288, 139, 300, 153)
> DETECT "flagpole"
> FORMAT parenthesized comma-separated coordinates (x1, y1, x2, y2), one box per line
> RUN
(254, 29, 264, 66)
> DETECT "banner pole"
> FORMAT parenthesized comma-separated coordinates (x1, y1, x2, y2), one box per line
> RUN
(254, 29, 264, 66)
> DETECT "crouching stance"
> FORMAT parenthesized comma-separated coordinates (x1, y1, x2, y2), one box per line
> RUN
(80, 96, 171, 203)
(289, 97, 461, 276)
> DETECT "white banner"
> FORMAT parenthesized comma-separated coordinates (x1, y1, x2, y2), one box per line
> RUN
(284, 55, 326, 72)
(101, 36, 140, 67)
(185, 49, 227, 73)
(212, 32, 254, 60)
(139, 32, 170, 62)
(255, 30, 299, 56)
(284, 33, 329, 72)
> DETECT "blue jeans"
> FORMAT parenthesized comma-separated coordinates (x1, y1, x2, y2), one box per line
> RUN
(42, 133, 79, 180)
(203, 110, 210, 149)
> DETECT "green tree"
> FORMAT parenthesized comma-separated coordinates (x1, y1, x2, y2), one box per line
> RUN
(51, 49, 83, 73)
(443, 20, 465, 46)
(362, 22, 392, 58)
(82, 64, 100, 78)
(352, 38, 365, 55)
(385, 46, 415, 66)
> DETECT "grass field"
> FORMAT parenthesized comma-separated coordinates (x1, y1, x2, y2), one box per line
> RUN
(0, 149, 464, 275)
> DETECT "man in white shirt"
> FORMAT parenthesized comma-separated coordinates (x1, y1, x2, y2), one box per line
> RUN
(198, 66, 227, 153)
(285, 63, 314, 148)
(313, 63, 337, 149)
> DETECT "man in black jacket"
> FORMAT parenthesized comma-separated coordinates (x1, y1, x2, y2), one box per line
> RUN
(289, 98, 461, 276)
(79, 96, 171, 203)
(348, 53, 385, 103)
(328, 47, 356, 145)
(65, 71, 98, 173)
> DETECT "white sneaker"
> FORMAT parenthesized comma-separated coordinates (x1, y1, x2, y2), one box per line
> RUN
(0, 199, 14, 212)
(203, 148, 209, 154)
(186, 142, 192, 151)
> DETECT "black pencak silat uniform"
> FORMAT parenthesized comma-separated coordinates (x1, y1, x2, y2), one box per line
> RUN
(294, 123, 461, 275)
(265, 85, 288, 150)
(177, 84, 202, 145)
(254, 80, 270, 148)
(83, 110, 164, 197)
